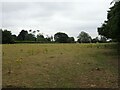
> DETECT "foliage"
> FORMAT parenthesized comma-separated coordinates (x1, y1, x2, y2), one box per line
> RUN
(12, 35, 17, 41)
(54, 32, 69, 43)
(91, 37, 99, 43)
(2, 29, 14, 44)
(1, 27, 111, 44)
(77, 31, 92, 43)
(45, 35, 53, 42)
(17, 30, 28, 41)
(98, 1, 120, 42)
(26, 34, 36, 41)
(37, 34, 46, 42)
(67, 37, 75, 43)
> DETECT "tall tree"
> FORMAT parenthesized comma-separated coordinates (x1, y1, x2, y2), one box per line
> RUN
(98, 1, 120, 42)
(2, 30, 14, 44)
(54, 32, 69, 43)
(17, 30, 28, 41)
(77, 31, 91, 43)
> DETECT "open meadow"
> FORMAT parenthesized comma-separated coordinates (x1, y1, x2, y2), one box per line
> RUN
(2, 43, 118, 88)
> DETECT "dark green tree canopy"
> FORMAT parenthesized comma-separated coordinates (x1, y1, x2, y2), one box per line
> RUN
(26, 34, 36, 41)
(37, 34, 46, 42)
(98, 1, 120, 42)
(54, 32, 69, 43)
(77, 31, 91, 43)
(17, 30, 28, 41)
(2, 30, 14, 44)
(67, 37, 75, 43)
(12, 34, 17, 41)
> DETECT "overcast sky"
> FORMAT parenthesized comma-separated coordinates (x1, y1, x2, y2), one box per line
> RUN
(1, 0, 113, 39)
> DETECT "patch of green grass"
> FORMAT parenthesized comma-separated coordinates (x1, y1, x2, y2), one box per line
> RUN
(2, 43, 118, 88)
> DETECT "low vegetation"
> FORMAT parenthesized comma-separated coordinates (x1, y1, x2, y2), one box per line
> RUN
(2, 43, 118, 88)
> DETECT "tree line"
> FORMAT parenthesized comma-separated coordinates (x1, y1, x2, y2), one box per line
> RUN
(1, 28, 108, 44)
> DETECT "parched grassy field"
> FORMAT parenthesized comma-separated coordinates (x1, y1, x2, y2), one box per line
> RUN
(2, 43, 118, 88)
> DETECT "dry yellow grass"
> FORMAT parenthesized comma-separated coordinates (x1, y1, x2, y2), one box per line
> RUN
(2, 43, 118, 88)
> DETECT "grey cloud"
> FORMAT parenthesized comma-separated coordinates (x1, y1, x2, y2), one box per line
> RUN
(2, 2, 28, 13)
(2, 0, 112, 39)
